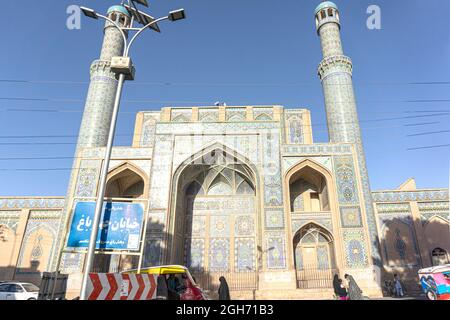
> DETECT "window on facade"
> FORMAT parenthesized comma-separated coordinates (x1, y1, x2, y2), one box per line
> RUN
(320, 11, 326, 19)
(432, 248, 449, 266)
(310, 192, 321, 211)
(328, 9, 334, 17)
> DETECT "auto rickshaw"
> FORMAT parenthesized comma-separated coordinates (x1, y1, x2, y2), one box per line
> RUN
(418, 264, 450, 300)
(124, 265, 206, 300)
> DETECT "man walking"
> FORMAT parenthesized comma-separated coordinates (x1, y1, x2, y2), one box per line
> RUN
(393, 274, 405, 297)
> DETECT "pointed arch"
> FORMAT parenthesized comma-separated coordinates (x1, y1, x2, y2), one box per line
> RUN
(255, 113, 272, 121)
(172, 114, 190, 122)
(423, 215, 450, 262)
(105, 162, 148, 199)
(18, 224, 57, 273)
(293, 223, 336, 287)
(292, 220, 334, 241)
(175, 142, 259, 184)
(286, 159, 332, 213)
(165, 142, 262, 272)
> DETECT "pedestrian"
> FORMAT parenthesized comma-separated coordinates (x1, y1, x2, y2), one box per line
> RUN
(333, 274, 348, 300)
(393, 274, 404, 297)
(333, 274, 340, 299)
(344, 274, 364, 300)
(167, 274, 181, 300)
(337, 279, 349, 300)
(383, 280, 394, 297)
(156, 275, 169, 300)
(218, 276, 231, 300)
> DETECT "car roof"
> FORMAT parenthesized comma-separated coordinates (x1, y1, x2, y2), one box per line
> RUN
(0, 282, 34, 285)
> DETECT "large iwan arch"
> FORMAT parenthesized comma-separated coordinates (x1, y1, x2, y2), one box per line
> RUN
(166, 143, 262, 291)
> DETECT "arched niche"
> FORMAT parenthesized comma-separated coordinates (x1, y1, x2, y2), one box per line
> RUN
(288, 163, 331, 213)
(380, 218, 419, 267)
(423, 216, 450, 265)
(105, 163, 148, 199)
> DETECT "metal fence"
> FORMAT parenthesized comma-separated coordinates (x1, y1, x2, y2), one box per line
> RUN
(191, 271, 258, 292)
(296, 268, 337, 289)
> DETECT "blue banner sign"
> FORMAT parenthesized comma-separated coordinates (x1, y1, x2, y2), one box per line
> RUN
(67, 201, 144, 251)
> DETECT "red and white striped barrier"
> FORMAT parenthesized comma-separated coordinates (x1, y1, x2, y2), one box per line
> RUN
(86, 273, 157, 300)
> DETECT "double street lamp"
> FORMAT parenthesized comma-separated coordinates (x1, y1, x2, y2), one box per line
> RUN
(77, 3, 185, 300)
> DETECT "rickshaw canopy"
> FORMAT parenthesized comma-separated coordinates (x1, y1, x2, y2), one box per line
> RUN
(418, 264, 450, 275)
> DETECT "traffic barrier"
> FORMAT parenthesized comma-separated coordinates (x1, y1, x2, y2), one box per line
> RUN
(86, 273, 157, 300)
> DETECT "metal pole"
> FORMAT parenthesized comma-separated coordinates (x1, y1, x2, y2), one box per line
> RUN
(79, 73, 126, 300)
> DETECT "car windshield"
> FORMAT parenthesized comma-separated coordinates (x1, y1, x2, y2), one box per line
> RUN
(22, 283, 39, 292)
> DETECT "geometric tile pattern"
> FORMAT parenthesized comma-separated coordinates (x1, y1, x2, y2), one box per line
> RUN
(334, 156, 359, 204)
(265, 209, 285, 229)
(340, 206, 363, 228)
(235, 238, 255, 271)
(266, 233, 286, 269)
(342, 230, 369, 268)
(209, 239, 230, 271)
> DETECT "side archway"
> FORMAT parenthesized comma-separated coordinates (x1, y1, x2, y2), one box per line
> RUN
(93, 162, 148, 273)
(293, 223, 336, 289)
(284, 158, 342, 273)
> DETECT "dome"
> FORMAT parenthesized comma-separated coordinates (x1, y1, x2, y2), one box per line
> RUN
(107, 5, 131, 17)
(315, 1, 338, 15)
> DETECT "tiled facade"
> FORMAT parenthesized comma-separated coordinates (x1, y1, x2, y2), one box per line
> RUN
(1, 106, 447, 298)
(0, 2, 448, 300)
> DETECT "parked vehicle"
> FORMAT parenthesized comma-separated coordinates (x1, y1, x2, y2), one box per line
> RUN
(0, 282, 40, 300)
(418, 264, 450, 300)
(124, 265, 207, 300)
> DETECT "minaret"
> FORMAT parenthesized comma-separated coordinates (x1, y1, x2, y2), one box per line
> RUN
(76, 5, 131, 150)
(315, 2, 382, 266)
(52, 5, 131, 271)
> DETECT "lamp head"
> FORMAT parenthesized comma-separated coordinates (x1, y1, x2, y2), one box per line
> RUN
(168, 9, 186, 22)
(80, 6, 98, 19)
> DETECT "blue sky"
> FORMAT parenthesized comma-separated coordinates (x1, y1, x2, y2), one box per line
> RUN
(0, 0, 449, 196)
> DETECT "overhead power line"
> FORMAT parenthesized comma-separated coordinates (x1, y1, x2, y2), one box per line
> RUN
(0, 112, 448, 144)
(1, 78, 450, 87)
(407, 144, 450, 151)
(407, 130, 450, 137)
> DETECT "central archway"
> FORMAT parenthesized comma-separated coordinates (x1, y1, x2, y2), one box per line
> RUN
(168, 143, 261, 292)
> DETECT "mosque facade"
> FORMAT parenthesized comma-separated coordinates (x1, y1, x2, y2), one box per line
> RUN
(0, 2, 448, 299)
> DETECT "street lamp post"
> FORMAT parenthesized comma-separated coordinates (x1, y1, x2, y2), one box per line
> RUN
(77, 4, 186, 300)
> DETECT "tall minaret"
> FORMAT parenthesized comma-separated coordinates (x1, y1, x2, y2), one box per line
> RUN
(76, 5, 130, 150)
(315, 1, 382, 266)
(52, 5, 131, 271)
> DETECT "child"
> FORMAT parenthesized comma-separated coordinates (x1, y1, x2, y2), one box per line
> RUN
(337, 279, 349, 300)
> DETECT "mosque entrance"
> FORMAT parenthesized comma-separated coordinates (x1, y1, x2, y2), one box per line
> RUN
(293, 224, 336, 289)
(170, 148, 259, 292)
